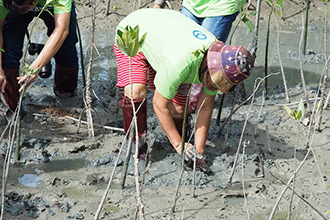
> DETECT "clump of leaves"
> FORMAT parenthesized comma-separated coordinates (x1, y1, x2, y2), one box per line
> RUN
(116, 25, 147, 57)
(284, 98, 304, 121)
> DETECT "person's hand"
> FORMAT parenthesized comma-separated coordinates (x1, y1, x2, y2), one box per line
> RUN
(174, 142, 194, 155)
(17, 72, 39, 93)
(0, 68, 6, 93)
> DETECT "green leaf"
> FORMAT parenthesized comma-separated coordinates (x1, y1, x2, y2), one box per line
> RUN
(276, 10, 281, 16)
(0, 48, 4, 52)
(111, 5, 117, 11)
(46, 0, 56, 5)
(235, 0, 245, 11)
(54, 4, 67, 13)
(116, 30, 128, 55)
(275, 0, 283, 7)
(247, 11, 258, 16)
(126, 40, 134, 57)
(116, 36, 127, 55)
(265, 1, 272, 8)
(284, 105, 295, 120)
(130, 38, 140, 57)
(242, 17, 254, 32)
(297, 98, 304, 119)
(294, 110, 302, 120)
(316, 101, 323, 111)
(139, 32, 147, 48)
(192, 49, 201, 59)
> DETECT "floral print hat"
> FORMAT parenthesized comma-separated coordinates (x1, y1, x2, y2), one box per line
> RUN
(207, 41, 254, 93)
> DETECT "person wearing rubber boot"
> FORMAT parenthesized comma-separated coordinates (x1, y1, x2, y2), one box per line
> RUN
(0, 0, 79, 114)
(114, 9, 254, 172)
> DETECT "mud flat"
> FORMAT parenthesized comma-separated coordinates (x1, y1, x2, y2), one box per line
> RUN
(1, 0, 330, 219)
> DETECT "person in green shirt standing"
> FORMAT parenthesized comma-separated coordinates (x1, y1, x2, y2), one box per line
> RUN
(115, 9, 254, 172)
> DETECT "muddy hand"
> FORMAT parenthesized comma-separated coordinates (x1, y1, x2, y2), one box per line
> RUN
(18, 73, 38, 93)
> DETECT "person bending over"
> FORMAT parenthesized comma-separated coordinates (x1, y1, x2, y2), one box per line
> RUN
(115, 9, 254, 171)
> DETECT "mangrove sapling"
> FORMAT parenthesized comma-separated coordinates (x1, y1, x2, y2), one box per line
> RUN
(263, 0, 283, 99)
(228, 0, 254, 46)
(228, 76, 261, 184)
(298, 4, 310, 112)
(217, 72, 279, 138)
(171, 49, 202, 214)
(284, 99, 304, 220)
(95, 24, 147, 220)
(216, 0, 255, 126)
(269, 99, 328, 220)
(116, 24, 147, 220)
(315, 0, 328, 131)
(1, 64, 39, 220)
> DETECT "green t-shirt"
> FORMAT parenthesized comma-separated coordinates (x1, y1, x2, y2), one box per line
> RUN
(0, 0, 72, 19)
(116, 9, 218, 100)
(182, 0, 239, 17)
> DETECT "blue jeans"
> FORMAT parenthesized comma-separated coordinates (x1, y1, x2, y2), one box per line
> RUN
(2, 3, 78, 69)
(181, 6, 239, 43)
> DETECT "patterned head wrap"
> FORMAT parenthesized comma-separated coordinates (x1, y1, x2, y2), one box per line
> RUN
(207, 41, 254, 93)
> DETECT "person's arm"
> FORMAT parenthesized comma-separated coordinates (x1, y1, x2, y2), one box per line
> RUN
(153, 89, 183, 150)
(194, 89, 216, 155)
(0, 18, 5, 93)
(18, 12, 71, 92)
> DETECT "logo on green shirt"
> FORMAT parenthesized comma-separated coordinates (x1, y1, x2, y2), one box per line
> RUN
(193, 30, 207, 40)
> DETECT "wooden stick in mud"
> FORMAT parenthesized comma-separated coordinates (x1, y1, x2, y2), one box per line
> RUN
(191, 99, 206, 198)
(241, 140, 251, 220)
(315, 3, 328, 131)
(275, 17, 290, 103)
(94, 134, 128, 220)
(84, 0, 97, 138)
(265, 124, 272, 155)
(228, 78, 258, 184)
(222, 93, 236, 153)
(218, 72, 279, 138)
(298, 5, 310, 111)
(253, 91, 265, 178)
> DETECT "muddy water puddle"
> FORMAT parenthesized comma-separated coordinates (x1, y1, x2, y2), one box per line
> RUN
(18, 156, 88, 187)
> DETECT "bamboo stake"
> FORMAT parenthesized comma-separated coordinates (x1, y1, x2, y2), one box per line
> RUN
(242, 140, 251, 220)
(298, 4, 310, 111)
(275, 17, 290, 103)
